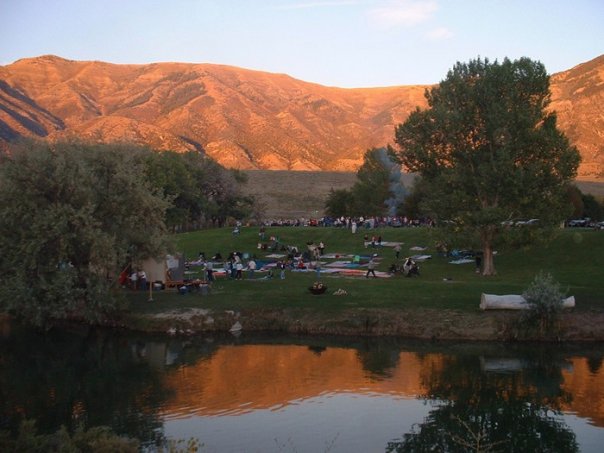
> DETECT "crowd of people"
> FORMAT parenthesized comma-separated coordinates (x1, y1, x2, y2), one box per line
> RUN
(125, 216, 436, 295)
(259, 215, 435, 229)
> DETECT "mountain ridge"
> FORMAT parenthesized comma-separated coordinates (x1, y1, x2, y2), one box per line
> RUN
(1, 54, 602, 176)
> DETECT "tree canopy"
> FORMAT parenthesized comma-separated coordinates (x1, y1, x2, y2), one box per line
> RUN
(0, 141, 171, 326)
(0, 142, 258, 326)
(143, 151, 256, 230)
(393, 57, 581, 275)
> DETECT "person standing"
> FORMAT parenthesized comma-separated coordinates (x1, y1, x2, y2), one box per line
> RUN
(138, 269, 147, 291)
(130, 270, 138, 290)
(247, 258, 256, 279)
(475, 251, 483, 274)
(205, 260, 214, 282)
(394, 243, 402, 260)
(366, 257, 377, 278)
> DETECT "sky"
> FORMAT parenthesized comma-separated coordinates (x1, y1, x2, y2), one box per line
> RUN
(1, 0, 603, 88)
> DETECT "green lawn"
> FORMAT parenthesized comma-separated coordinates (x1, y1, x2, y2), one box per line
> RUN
(126, 226, 604, 314)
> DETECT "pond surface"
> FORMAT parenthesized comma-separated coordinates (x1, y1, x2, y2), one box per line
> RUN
(1, 321, 604, 452)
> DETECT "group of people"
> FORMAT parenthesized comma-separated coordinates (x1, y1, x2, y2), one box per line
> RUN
(119, 268, 148, 290)
(196, 251, 258, 281)
(388, 257, 420, 277)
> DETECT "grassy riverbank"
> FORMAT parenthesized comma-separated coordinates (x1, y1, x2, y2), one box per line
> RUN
(122, 226, 604, 340)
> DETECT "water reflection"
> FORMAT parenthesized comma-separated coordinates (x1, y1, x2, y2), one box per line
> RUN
(1, 323, 604, 451)
(0, 324, 171, 445)
(387, 348, 580, 451)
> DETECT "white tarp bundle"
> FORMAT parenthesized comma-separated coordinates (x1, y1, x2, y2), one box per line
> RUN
(480, 293, 575, 310)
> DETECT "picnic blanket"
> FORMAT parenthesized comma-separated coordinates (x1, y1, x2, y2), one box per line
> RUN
(321, 253, 354, 259)
(337, 269, 392, 278)
(410, 254, 432, 261)
(325, 260, 362, 268)
(449, 258, 474, 264)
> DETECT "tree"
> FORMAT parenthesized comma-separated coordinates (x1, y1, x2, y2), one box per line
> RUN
(324, 147, 405, 217)
(0, 141, 171, 326)
(565, 185, 584, 219)
(324, 188, 355, 217)
(581, 193, 604, 221)
(143, 151, 256, 230)
(393, 57, 581, 275)
(351, 148, 393, 216)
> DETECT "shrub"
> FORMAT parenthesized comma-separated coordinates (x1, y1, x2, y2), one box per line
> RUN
(0, 419, 139, 453)
(521, 272, 566, 338)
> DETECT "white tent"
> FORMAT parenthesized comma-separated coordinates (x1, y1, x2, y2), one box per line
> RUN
(142, 253, 185, 283)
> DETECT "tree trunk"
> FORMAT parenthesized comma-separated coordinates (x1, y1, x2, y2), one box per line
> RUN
(479, 226, 497, 276)
(482, 242, 497, 276)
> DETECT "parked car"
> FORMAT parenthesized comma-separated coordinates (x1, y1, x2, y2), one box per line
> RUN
(516, 218, 540, 226)
(567, 218, 590, 227)
(501, 218, 539, 227)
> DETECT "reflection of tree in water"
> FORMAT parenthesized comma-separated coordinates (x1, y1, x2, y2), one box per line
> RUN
(0, 325, 171, 446)
(356, 338, 401, 378)
(386, 348, 578, 452)
(587, 356, 603, 375)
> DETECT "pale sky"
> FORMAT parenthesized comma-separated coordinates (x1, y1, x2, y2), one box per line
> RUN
(1, 0, 602, 87)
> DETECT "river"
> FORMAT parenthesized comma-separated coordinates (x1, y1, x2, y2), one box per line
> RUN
(1, 322, 603, 452)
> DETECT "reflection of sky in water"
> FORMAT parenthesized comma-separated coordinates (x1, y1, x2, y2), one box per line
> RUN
(565, 415, 604, 453)
(164, 393, 430, 453)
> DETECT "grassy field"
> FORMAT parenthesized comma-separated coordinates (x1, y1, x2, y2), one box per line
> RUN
(126, 226, 604, 316)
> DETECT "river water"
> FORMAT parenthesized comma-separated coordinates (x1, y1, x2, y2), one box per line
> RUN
(1, 322, 603, 452)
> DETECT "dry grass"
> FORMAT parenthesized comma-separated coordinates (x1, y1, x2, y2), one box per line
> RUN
(243, 170, 356, 218)
(243, 170, 418, 218)
(243, 170, 604, 219)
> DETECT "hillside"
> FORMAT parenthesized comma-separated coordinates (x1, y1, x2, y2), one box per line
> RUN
(243, 170, 604, 219)
(1, 54, 603, 176)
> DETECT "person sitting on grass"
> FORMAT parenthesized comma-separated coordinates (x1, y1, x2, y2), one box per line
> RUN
(403, 258, 420, 277)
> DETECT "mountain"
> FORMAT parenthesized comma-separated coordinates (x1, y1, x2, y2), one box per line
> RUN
(549, 55, 604, 177)
(1, 54, 602, 176)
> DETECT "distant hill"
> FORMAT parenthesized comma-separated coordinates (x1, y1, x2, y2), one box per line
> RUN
(1, 54, 603, 176)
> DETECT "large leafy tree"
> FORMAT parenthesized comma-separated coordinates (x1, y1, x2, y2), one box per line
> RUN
(393, 57, 580, 275)
(0, 141, 170, 326)
(143, 151, 255, 230)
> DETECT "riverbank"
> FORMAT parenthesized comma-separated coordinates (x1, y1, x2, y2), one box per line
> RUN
(5, 307, 604, 342)
(121, 307, 604, 342)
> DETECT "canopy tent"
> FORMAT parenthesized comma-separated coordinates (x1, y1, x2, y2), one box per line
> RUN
(142, 253, 185, 284)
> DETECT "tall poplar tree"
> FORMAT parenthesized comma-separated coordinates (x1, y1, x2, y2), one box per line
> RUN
(393, 57, 580, 275)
